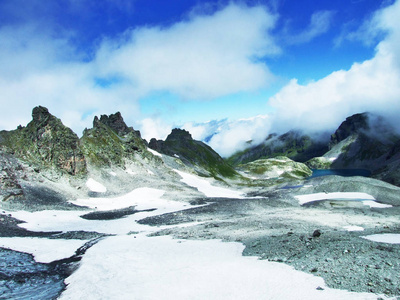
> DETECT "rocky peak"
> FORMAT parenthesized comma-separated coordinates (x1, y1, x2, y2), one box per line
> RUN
(93, 112, 133, 135)
(31, 106, 54, 126)
(93, 112, 142, 138)
(330, 113, 369, 146)
(165, 129, 192, 142)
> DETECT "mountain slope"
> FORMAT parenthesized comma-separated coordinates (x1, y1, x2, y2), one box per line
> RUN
(149, 129, 238, 179)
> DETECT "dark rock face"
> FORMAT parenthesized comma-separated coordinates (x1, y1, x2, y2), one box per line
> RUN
(330, 113, 400, 168)
(149, 128, 237, 178)
(0, 106, 86, 176)
(330, 113, 369, 147)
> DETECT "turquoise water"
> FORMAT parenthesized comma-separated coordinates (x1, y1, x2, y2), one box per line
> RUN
(309, 169, 371, 179)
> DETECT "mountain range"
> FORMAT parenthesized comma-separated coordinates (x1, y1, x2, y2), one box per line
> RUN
(1, 106, 400, 206)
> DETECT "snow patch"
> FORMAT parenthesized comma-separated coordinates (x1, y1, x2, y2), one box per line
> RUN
(343, 226, 364, 232)
(109, 171, 117, 177)
(295, 192, 375, 205)
(362, 234, 400, 244)
(295, 193, 393, 208)
(147, 169, 155, 175)
(0, 237, 88, 263)
(174, 169, 243, 198)
(86, 178, 107, 193)
(147, 148, 162, 157)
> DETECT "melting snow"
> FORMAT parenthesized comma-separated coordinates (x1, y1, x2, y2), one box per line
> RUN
(86, 178, 107, 193)
(173, 169, 244, 198)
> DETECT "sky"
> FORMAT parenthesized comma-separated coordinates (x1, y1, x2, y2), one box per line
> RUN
(0, 0, 399, 157)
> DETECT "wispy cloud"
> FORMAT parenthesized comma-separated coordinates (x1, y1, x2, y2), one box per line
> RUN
(285, 10, 335, 45)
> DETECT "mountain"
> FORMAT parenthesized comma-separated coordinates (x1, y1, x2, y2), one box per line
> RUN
(227, 130, 329, 166)
(320, 112, 400, 185)
(80, 112, 150, 167)
(149, 128, 238, 179)
(0, 106, 86, 176)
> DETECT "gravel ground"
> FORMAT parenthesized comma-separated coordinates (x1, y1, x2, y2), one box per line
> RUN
(140, 177, 400, 298)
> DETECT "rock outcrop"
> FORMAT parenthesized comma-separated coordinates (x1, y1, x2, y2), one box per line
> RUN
(0, 106, 86, 175)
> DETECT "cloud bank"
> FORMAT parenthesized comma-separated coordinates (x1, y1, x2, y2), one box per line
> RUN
(269, 0, 400, 134)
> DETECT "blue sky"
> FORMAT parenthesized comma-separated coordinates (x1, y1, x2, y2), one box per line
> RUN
(1, 0, 399, 156)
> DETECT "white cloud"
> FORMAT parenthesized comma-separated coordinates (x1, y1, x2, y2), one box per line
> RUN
(183, 116, 272, 157)
(140, 118, 172, 142)
(269, 0, 400, 134)
(94, 3, 280, 100)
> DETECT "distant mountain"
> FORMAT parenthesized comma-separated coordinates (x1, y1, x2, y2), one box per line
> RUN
(149, 128, 238, 179)
(320, 112, 400, 185)
(227, 130, 329, 166)
(227, 112, 400, 187)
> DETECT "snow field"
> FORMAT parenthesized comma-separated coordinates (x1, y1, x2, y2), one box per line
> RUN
(59, 235, 382, 300)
